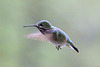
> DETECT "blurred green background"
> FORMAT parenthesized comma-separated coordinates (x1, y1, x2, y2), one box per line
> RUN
(0, 0, 100, 67)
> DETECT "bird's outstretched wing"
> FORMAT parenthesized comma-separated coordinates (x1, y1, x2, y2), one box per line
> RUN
(25, 32, 47, 41)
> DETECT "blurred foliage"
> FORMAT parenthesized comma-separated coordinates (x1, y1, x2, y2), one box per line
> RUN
(0, 0, 100, 67)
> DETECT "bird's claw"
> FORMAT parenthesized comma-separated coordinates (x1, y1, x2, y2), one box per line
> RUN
(56, 46, 61, 50)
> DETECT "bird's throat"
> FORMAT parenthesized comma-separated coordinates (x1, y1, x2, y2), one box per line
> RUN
(38, 27, 50, 35)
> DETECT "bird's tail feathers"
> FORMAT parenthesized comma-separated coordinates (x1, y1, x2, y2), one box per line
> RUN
(67, 40, 79, 53)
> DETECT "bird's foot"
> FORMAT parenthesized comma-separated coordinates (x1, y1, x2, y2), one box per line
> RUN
(56, 46, 61, 50)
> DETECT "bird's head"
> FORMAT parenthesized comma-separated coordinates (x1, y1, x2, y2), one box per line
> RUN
(23, 20, 52, 29)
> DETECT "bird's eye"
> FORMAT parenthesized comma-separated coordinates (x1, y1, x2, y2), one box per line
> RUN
(40, 23, 44, 26)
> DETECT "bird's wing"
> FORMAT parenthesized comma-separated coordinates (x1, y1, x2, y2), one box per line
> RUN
(25, 32, 47, 41)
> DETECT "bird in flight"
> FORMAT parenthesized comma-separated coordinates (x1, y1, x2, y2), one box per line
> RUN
(23, 20, 79, 53)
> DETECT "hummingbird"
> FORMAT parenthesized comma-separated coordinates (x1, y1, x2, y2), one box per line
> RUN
(23, 20, 79, 53)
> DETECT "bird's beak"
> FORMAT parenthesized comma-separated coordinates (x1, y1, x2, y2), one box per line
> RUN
(23, 24, 38, 27)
